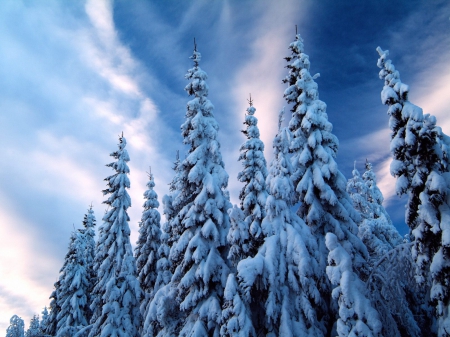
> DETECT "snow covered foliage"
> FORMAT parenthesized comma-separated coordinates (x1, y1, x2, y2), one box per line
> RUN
(365, 242, 429, 336)
(56, 230, 89, 336)
(284, 34, 370, 332)
(347, 161, 402, 261)
(142, 158, 180, 337)
(377, 47, 450, 335)
(236, 101, 268, 256)
(237, 114, 324, 336)
(45, 280, 61, 336)
(326, 233, 382, 337)
(88, 135, 142, 337)
(6, 315, 25, 337)
(40, 307, 49, 334)
(25, 316, 40, 337)
(80, 206, 96, 324)
(165, 46, 232, 336)
(220, 273, 255, 337)
(135, 171, 161, 325)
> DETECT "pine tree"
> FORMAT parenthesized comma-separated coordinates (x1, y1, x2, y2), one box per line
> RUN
(135, 169, 161, 329)
(45, 280, 61, 336)
(237, 111, 324, 336)
(346, 161, 402, 262)
(283, 34, 374, 333)
(221, 98, 268, 337)
(165, 43, 232, 336)
(236, 98, 268, 256)
(81, 205, 96, 324)
(25, 316, 40, 337)
(220, 273, 255, 337)
(377, 47, 450, 335)
(6, 315, 25, 337)
(142, 154, 180, 337)
(40, 307, 49, 335)
(88, 135, 142, 337)
(56, 230, 89, 336)
(326, 233, 382, 336)
(221, 206, 255, 337)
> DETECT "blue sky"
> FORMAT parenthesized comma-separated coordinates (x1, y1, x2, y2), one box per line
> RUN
(0, 0, 449, 330)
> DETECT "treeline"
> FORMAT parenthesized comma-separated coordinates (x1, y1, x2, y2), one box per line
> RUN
(6, 34, 450, 337)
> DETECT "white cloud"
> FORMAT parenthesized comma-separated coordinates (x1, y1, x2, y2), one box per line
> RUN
(0, 0, 173, 330)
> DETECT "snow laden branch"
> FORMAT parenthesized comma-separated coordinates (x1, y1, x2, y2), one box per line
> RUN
(377, 46, 450, 336)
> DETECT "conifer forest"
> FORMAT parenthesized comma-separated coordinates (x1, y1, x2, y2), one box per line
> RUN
(3, 5, 450, 337)
(5, 32, 450, 337)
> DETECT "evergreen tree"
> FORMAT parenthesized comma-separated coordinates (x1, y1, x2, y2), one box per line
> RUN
(237, 112, 324, 336)
(283, 34, 374, 333)
(79, 205, 96, 326)
(6, 315, 25, 337)
(88, 135, 142, 337)
(236, 98, 268, 256)
(165, 44, 232, 336)
(220, 205, 255, 336)
(40, 307, 49, 335)
(45, 280, 61, 336)
(326, 233, 382, 336)
(220, 273, 255, 337)
(142, 153, 182, 337)
(377, 47, 450, 335)
(56, 230, 89, 337)
(135, 170, 161, 329)
(346, 161, 402, 262)
(25, 316, 40, 337)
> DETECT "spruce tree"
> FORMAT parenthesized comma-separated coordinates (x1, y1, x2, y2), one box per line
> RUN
(237, 111, 324, 336)
(25, 316, 40, 337)
(165, 44, 232, 336)
(45, 280, 61, 336)
(135, 170, 161, 328)
(236, 98, 268, 256)
(6, 315, 25, 337)
(283, 34, 374, 333)
(56, 230, 89, 336)
(81, 205, 96, 324)
(221, 98, 269, 337)
(377, 47, 450, 336)
(325, 233, 382, 336)
(347, 161, 402, 262)
(142, 154, 181, 337)
(40, 307, 49, 334)
(88, 135, 142, 337)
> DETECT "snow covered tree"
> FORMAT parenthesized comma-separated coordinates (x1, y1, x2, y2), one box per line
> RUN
(25, 315, 40, 337)
(45, 280, 61, 336)
(165, 44, 232, 336)
(135, 170, 161, 328)
(326, 233, 382, 337)
(283, 34, 373, 333)
(40, 307, 49, 334)
(56, 230, 89, 337)
(220, 205, 255, 337)
(220, 98, 269, 337)
(6, 315, 25, 337)
(80, 205, 96, 324)
(347, 161, 402, 262)
(220, 273, 255, 337)
(142, 155, 181, 337)
(237, 111, 324, 336)
(377, 47, 450, 335)
(236, 98, 268, 257)
(88, 135, 142, 337)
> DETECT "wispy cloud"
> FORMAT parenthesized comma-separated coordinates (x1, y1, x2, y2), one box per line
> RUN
(0, 0, 173, 329)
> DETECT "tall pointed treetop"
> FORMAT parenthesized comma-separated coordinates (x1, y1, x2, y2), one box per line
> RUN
(167, 46, 231, 336)
(89, 135, 142, 337)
